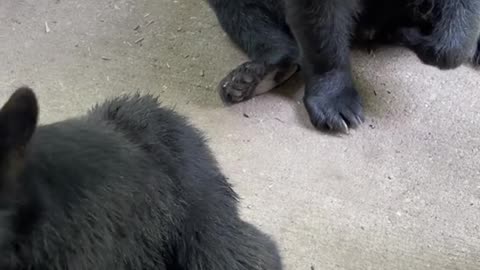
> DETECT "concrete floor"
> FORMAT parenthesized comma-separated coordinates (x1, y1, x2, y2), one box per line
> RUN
(1, 0, 480, 269)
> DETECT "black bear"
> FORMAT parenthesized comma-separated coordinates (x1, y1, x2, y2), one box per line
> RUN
(207, 0, 480, 132)
(0, 87, 282, 269)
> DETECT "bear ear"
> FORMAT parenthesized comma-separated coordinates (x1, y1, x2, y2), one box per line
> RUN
(0, 87, 39, 151)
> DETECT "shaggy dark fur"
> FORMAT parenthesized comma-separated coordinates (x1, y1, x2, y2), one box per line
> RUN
(0, 87, 282, 270)
(207, 0, 480, 132)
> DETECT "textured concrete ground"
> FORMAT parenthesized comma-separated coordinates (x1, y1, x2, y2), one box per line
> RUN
(1, 0, 480, 269)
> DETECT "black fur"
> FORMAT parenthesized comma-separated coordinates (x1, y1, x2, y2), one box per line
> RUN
(0, 87, 282, 269)
(207, 0, 480, 132)
(475, 39, 480, 65)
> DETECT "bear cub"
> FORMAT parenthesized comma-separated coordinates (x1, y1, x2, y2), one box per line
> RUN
(0, 87, 282, 270)
(207, 0, 480, 132)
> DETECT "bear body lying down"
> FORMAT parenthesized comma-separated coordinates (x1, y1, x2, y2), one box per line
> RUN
(207, 0, 480, 132)
(0, 88, 281, 270)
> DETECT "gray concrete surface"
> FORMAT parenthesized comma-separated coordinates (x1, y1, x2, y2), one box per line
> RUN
(1, 0, 480, 269)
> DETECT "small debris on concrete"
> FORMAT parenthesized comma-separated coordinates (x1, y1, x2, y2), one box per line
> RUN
(45, 21, 50, 33)
(134, 37, 144, 44)
(101, 56, 111, 61)
(274, 117, 285, 123)
(146, 20, 155, 27)
(200, 70, 205, 77)
(133, 25, 140, 31)
(243, 113, 250, 118)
